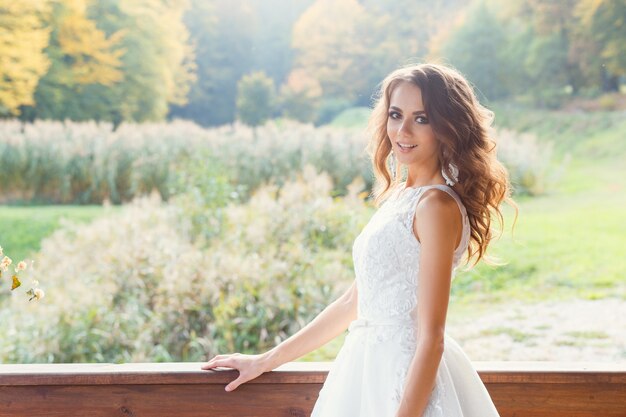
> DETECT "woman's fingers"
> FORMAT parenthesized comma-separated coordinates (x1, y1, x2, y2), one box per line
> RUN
(201, 355, 236, 370)
(199, 353, 266, 391)
(200, 362, 215, 370)
(203, 360, 235, 370)
(201, 358, 219, 370)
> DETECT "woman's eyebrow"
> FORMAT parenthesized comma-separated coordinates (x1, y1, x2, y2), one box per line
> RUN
(389, 105, 426, 115)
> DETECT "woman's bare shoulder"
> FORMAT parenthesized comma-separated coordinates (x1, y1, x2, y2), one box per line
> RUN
(414, 188, 462, 246)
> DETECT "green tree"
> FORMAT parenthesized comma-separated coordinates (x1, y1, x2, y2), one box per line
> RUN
(236, 71, 275, 127)
(497, 0, 598, 99)
(524, 33, 572, 106)
(104, 0, 195, 121)
(439, 2, 509, 100)
(575, 0, 626, 91)
(527, 0, 585, 94)
(28, 0, 125, 122)
(248, 0, 313, 86)
(169, 0, 254, 126)
(170, 0, 219, 125)
(0, 0, 51, 116)
(292, 0, 370, 101)
(293, 0, 469, 106)
(29, 0, 195, 123)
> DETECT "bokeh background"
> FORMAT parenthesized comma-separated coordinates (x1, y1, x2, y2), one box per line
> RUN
(0, 0, 624, 364)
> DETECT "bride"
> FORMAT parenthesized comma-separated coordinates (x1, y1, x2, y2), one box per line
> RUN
(201, 63, 518, 417)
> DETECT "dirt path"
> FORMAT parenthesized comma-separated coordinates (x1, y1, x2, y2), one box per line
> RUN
(447, 298, 625, 362)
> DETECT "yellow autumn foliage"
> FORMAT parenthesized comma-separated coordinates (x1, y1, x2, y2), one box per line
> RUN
(292, 0, 369, 99)
(56, 0, 124, 86)
(0, 0, 51, 114)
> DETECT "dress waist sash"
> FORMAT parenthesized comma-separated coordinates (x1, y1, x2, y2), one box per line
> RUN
(348, 317, 414, 332)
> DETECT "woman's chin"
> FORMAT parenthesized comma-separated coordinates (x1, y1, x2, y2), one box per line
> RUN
(396, 155, 415, 165)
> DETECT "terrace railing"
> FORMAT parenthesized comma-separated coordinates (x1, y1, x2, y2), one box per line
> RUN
(1, 361, 624, 416)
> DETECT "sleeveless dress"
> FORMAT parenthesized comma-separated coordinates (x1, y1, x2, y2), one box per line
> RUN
(310, 184, 500, 417)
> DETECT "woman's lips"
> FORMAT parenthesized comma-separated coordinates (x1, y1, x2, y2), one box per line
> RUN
(397, 142, 417, 153)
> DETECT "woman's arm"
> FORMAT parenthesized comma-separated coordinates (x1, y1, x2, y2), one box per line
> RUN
(201, 280, 358, 391)
(396, 190, 462, 417)
(264, 280, 358, 366)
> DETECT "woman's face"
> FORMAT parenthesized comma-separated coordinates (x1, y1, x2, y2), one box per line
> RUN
(386, 81, 439, 168)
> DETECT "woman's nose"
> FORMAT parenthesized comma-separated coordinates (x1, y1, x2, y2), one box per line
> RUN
(397, 119, 412, 138)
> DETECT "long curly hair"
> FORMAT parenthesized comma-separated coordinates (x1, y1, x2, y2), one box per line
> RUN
(366, 63, 518, 268)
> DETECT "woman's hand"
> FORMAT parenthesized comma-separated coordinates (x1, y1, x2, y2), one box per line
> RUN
(200, 352, 273, 392)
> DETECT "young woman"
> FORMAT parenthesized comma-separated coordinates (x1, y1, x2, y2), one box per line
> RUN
(201, 63, 518, 417)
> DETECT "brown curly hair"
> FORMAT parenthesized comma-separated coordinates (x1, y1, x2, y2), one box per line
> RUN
(366, 63, 518, 268)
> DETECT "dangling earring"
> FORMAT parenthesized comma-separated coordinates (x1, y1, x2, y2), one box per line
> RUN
(442, 163, 459, 186)
(388, 151, 397, 181)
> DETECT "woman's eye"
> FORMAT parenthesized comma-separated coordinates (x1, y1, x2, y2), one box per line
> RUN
(415, 116, 429, 124)
(388, 111, 401, 120)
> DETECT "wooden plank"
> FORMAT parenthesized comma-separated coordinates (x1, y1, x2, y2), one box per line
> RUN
(0, 362, 330, 386)
(477, 361, 626, 384)
(0, 362, 624, 417)
(1, 382, 625, 417)
(0, 384, 321, 417)
(487, 382, 626, 417)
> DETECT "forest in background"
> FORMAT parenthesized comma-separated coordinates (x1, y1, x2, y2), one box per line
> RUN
(1, 0, 624, 127)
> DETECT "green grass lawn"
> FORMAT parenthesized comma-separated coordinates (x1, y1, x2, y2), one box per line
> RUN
(453, 185, 626, 303)
(489, 103, 626, 159)
(0, 205, 115, 262)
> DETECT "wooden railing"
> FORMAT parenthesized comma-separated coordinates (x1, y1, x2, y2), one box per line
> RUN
(0, 362, 624, 416)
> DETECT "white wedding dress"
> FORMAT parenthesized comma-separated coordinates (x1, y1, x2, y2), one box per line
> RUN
(310, 184, 500, 417)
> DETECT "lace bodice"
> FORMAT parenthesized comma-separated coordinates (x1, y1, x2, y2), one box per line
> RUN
(351, 183, 470, 333)
(348, 184, 470, 407)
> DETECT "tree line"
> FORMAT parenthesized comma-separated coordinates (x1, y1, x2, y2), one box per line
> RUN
(0, 0, 623, 127)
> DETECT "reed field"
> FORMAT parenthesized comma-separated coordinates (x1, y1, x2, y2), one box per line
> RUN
(1, 108, 624, 363)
